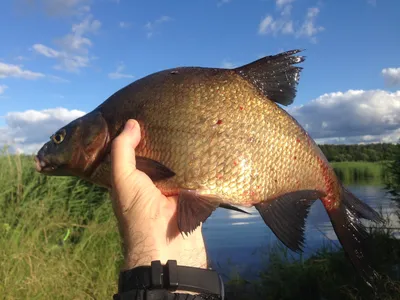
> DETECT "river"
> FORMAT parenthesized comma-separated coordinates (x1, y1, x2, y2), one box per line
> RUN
(202, 181, 400, 280)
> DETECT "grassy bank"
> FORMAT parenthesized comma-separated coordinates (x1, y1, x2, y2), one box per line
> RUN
(0, 153, 121, 299)
(331, 161, 389, 186)
(0, 153, 399, 299)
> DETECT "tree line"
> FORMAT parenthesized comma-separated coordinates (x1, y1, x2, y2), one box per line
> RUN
(318, 143, 400, 162)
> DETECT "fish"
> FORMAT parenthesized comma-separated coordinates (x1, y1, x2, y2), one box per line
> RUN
(35, 49, 383, 286)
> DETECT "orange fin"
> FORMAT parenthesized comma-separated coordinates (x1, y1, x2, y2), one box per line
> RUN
(177, 189, 220, 235)
(325, 185, 382, 288)
(255, 190, 324, 252)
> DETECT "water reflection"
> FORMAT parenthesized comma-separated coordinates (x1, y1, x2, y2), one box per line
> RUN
(203, 184, 400, 280)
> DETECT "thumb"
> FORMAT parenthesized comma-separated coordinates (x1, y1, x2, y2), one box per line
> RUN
(111, 119, 141, 189)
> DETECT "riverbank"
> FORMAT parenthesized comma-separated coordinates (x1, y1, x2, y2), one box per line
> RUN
(331, 161, 389, 185)
(0, 154, 399, 299)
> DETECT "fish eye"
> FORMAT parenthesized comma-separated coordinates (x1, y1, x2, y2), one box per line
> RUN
(52, 129, 66, 144)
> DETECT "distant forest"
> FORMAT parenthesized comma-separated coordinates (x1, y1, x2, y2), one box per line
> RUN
(318, 143, 400, 162)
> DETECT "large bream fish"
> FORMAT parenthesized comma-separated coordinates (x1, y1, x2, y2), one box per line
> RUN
(35, 50, 382, 285)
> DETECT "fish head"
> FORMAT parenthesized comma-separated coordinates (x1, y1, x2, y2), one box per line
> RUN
(34, 111, 110, 178)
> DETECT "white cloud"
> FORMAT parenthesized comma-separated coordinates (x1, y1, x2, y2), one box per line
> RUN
(0, 62, 45, 80)
(258, 14, 294, 36)
(276, 0, 295, 8)
(0, 107, 86, 154)
(217, 0, 231, 7)
(32, 13, 100, 72)
(288, 89, 400, 144)
(14, 56, 28, 61)
(33, 44, 90, 73)
(296, 7, 324, 43)
(382, 68, 400, 87)
(0, 85, 8, 95)
(258, 2, 323, 42)
(119, 21, 131, 28)
(145, 16, 173, 38)
(48, 75, 70, 83)
(26, 0, 91, 17)
(108, 62, 134, 79)
(221, 59, 236, 69)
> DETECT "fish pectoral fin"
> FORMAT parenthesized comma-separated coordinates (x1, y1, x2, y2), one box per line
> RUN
(135, 156, 175, 182)
(255, 190, 325, 253)
(235, 49, 304, 106)
(219, 203, 251, 215)
(178, 189, 220, 235)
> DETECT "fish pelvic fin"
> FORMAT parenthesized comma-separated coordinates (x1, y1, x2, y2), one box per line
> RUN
(324, 185, 383, 288)
(235, 49, 305, 106)
(135, 157, 175, 182)
(177, 189, 220, 235)
(255, 190, 325, 253)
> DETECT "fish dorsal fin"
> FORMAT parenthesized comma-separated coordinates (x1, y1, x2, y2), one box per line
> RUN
(255, 190, 325, 252)
(235, 49, 305, 106)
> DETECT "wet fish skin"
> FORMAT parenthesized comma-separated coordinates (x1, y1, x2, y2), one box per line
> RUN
(35, 49, 383, 287)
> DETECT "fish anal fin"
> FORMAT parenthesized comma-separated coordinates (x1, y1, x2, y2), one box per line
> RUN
(235, 49, 305, 106)
(255, 190, 325, 253)
(219, 203, 251, 215)
(135, 156, 175, 182)
(178, 190, 220, 235)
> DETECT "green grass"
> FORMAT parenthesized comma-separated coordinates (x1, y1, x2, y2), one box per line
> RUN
(0, 152, 399, 299)
(331, 161, 389, 186)
(0, 152, 122, 299)
(225, 231, 400, 300)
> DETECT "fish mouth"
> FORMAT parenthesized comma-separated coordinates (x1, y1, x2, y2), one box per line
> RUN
(34, 156, 58, 173)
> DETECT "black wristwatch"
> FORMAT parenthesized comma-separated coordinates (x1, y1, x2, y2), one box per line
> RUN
(113, 260, 225, 300)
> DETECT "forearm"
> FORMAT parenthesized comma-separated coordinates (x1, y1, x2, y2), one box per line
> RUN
(121, 225, 208, 271)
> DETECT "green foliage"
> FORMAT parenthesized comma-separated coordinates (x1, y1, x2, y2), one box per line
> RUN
(319, 143, 400, 162)
(385, 142, 400, 201)
(0, 152, 122, 299)
(0, 150, 399, 299)
(226, 229, 400, 300)
(331, 161, 389, 186)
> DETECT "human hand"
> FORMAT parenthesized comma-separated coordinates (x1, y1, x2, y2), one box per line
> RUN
(110, 119, 208, 271)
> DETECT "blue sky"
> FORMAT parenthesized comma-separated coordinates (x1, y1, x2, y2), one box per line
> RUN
(0, 0, 399, 153)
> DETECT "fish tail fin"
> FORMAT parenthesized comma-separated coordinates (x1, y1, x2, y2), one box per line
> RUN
(324, 184, 383, 288)
(234, 49, 305, 106)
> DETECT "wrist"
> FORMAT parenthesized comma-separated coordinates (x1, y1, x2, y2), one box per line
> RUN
(115, 260, 224, 299)
(122, 224, 208, 270)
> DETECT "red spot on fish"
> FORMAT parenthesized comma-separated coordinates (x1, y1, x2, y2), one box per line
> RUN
(257, 185, 261, 189)
(296, 138, 301, 143)
(216, 119, 223, 125)
(293, 156, 297, 160)
(160, 188, 180, 197)
(216, 173, 223, 179)
(233, 160, 238, 166)
(317, 156, 337, 211)
(239, 106, 244, 111)
(250, 191, 255, 196)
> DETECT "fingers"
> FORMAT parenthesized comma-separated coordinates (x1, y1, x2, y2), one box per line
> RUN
(111, 119, 141, 188)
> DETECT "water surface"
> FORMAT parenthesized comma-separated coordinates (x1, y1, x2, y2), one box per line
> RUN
(202, 182, 400, 280)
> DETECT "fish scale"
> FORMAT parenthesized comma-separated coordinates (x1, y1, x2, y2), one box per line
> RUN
(35, 49, 384, 287)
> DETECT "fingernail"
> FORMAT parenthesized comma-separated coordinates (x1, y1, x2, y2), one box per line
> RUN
(124, 119, 136, 132)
